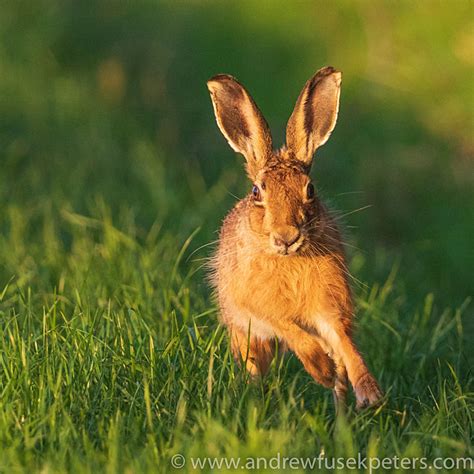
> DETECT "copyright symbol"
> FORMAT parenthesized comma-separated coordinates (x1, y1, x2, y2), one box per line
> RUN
(171, 454, 186, 469)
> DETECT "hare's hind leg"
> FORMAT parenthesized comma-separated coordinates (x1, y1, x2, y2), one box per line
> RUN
(230, 326, 277, 377)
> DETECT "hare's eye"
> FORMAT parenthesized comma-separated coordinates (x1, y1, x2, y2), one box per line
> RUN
(252, 184, 261, 201)
(306, 183, 315, 200)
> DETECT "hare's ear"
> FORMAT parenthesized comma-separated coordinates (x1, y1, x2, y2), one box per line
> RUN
(286, 67, 341, 166)
(207, 74, 273, 179)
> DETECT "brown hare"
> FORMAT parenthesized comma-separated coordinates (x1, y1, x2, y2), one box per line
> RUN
(207, 67, 382, 409)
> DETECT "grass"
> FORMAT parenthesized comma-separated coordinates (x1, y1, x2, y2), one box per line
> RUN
(0, 1, 473, 472)
(0, 203, 472, 472)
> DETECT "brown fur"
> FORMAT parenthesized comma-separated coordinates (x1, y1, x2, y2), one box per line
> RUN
(207, 67, 382, 409)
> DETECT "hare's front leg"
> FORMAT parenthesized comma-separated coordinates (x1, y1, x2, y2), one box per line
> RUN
(229, 325, 278, 377)
(316, 318, 382, 408)
(275, 323, 336, 388)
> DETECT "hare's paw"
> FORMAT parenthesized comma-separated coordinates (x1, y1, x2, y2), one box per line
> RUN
(354, 373, 383, 409)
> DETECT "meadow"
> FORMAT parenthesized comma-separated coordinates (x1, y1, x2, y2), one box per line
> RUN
(0, 2, 473, 472)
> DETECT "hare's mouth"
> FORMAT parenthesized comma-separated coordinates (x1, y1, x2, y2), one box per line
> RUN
(270, 234, 305, 256)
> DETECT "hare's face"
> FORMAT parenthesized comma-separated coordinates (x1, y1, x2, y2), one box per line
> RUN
(207, 67, 342, 254)
(248, 158, 318, 255)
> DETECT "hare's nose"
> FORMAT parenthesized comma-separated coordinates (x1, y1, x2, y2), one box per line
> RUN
(273, 228, 301, 249)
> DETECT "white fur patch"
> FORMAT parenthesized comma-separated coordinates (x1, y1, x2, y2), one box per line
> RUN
(313, 316, 340, 355)
(229, 305, 276, 340)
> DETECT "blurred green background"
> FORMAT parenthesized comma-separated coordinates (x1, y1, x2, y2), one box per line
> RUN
(1, 0, 472, 306)
(0, 1, 473, 471)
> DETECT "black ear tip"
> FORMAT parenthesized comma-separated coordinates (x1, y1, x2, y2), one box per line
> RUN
(315, 66, 341, 77)
(308, 67, 342, 90)
(207, 74, 247, 100)
(207, 73, 240, 85)
(323, 66, 336, 73)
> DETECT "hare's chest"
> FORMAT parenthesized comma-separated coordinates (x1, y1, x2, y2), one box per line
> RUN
(233, 255, 324, 320)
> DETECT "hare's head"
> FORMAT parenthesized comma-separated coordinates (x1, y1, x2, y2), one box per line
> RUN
(207, 67, 341, 255)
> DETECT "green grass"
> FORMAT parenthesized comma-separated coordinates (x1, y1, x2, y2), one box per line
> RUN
(0, 1, 473, 472)
(0, 204, 472, 472)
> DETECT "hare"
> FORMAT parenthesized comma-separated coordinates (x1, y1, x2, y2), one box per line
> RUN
(206, 67, 382, 409)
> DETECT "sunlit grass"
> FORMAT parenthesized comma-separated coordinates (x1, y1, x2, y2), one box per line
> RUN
(0, 204, 471, 473)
